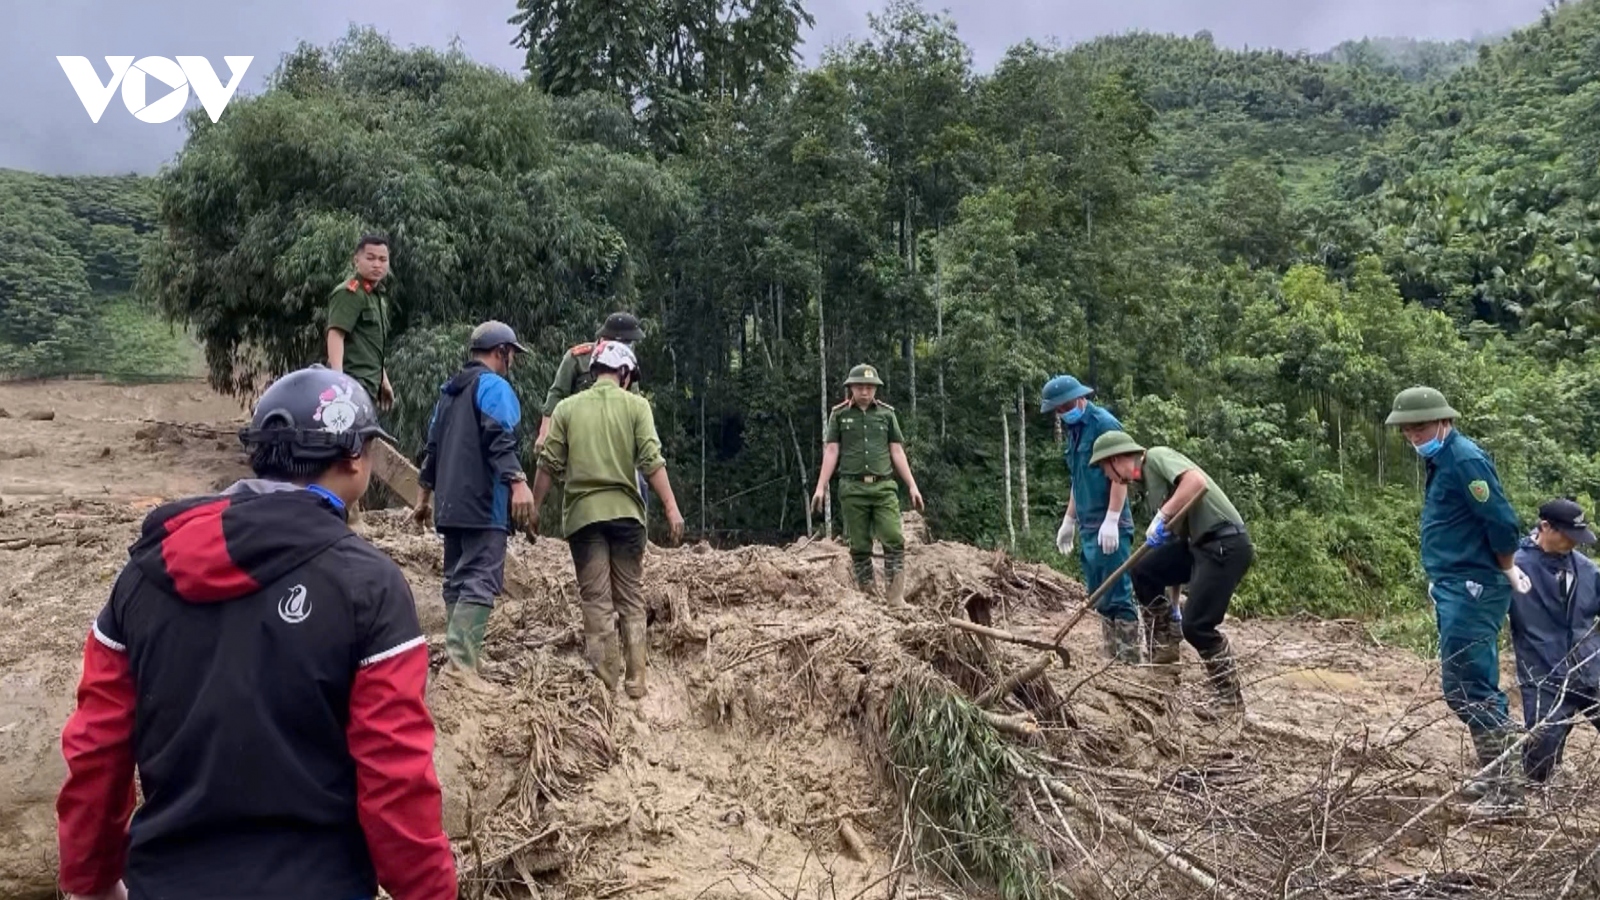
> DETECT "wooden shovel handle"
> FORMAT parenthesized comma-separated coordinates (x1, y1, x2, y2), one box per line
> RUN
(1048, 490, 1206, 647)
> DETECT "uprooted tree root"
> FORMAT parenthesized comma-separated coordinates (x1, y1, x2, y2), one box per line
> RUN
(362, 512, 1600, 899)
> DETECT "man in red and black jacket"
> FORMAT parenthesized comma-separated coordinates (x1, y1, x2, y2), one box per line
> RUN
(55, 366, 457, 900)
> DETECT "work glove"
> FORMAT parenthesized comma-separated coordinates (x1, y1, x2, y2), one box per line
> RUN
(1056, 511, 1077, 556)
(1504, 564, 1532, 594)
(1098, 511, 1121, 553)
(1145, 511, 1170, 548)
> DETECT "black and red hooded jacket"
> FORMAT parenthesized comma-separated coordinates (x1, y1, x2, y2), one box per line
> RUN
(56, 480, 457, 900)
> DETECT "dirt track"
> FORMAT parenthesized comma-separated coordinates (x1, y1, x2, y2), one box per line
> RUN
(3, 379, 1598, 899)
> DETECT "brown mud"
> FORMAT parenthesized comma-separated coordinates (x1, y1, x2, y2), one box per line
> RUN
(3, 379, 1597, 899)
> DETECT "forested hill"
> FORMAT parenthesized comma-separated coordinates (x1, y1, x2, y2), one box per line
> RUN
(7, 0, 1600, 638)
(0, 170, 197, 379)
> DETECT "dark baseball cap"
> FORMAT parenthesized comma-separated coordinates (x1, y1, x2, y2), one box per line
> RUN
(1540, 498, 1596, 544)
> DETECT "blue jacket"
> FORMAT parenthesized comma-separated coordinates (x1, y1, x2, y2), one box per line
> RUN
(417, 361, 524, 531)
(1420, 430, 1522, 583)
(1065, 403, 1134, 531)
(1512, 536, 1600, 692)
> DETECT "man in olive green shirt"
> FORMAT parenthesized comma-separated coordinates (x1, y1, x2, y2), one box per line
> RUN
(811, 363, 925, 606)
(325, 234, 394, 409)
(535, 312, 646, 451)
(533, 341, 684, 699)
(1090, 431, 1253, 711)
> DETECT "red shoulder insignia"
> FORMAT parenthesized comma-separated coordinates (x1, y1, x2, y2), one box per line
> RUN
(874, 400, 895, 411)
(831, 398, 851, 410)
(569, 342, 594, 357)
(344, 278, 360, 292)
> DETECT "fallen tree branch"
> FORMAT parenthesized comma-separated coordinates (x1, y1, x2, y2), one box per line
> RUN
(976, 653, 1054, 708)
(978, 709, 1040, 737)
(1035, 772, 1238, 900)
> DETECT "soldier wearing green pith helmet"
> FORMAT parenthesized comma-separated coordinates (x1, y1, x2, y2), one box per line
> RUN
(812, 364, 925, 606)
(1387, 385, 1527, 816)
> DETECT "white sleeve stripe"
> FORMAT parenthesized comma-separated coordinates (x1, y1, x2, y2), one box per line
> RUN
(92, 621, 127, 653)
(360, 635, 427, 667)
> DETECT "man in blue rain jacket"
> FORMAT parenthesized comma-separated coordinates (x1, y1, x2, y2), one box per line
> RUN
(416, 321, 534, 690)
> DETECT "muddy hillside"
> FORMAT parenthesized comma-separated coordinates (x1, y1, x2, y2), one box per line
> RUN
(3, 379, 1598, 899)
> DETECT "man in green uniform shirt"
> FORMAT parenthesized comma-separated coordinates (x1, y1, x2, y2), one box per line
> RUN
(535, 312, 646, 452)
(811, 364, 925, 605)
(1090, 431, 1254, 711)
(325, 234, 394, 410)
(532, 341, 685, 699)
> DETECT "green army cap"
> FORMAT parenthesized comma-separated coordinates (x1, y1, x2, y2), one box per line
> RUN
(1088, 431, 1145, 466)
(844, 363, 884, 386)
(1385, 386, 1460, 426)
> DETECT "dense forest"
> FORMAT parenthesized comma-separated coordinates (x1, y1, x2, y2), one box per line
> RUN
(6, 0, 1600, 642)
(0, 170, 197, 379)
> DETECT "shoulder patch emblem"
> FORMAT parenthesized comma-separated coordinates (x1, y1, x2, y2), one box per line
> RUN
(831, 399, 850, 410)
(569, 342, 594, 357)
(344, 278, 360, 292)
(1468, 480, 1490, 502)
(874, 400, 894, 411)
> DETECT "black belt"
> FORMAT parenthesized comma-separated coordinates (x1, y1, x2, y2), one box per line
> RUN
(1197, 523, 1247, 543)
(844, 474, 890, 483)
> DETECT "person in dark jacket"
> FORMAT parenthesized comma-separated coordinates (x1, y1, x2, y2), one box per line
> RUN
(414, 321, 533, 688)
(55, 365, 456, 900)
(1511, 498, 1600, 785)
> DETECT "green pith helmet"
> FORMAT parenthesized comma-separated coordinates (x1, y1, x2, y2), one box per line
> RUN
(844, 363, 884, 387)
(1385, 386, 1460, 426)
(1088, 431, 1145, 466)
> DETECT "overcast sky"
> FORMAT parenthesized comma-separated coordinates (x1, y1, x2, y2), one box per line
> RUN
(0, 0, 1547, 176)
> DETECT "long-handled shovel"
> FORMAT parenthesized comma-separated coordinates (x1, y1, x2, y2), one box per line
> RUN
(1047, 491, 1205, 647)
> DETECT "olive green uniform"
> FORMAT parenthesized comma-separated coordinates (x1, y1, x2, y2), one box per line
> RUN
(325, 277, 389, 401)
(542, 342, 641, 418)
(824, 399, 906, 589)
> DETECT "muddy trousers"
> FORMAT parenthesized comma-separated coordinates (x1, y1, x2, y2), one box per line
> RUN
(569, 518, 647, 690)
(441, 527, 509, 611)
(839, 478, 903, 590)
(1080, 528, 1136, 621)
(1131, 532, 1253, 660)
(1430, 579, 1512, 735)
(1521, 685, 1600, 783)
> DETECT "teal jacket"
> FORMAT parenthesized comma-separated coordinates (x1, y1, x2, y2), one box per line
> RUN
(1065, 403, 1134, 531)
(1421, 430, 1522, 584)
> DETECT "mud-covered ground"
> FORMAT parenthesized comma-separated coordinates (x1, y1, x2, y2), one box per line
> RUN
(3, 379, 1598, 899)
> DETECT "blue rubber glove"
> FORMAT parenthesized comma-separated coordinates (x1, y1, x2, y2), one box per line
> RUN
(1144, 512, 1171, 548)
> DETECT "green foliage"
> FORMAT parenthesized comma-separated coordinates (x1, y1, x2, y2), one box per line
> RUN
(886, 675, 1049, 900)
(0, 170, 160, 377)
(141, 27, 691, 398)
(5, 4, 1595, 694)
(510, 0, 813, 148)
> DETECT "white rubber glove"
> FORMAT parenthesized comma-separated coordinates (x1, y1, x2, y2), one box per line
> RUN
(1504, 565, 1532, 594)
(1145, 510, 1167, 543)
(1056, 511, 1077, 556)
(1098, 511, 1121, 553)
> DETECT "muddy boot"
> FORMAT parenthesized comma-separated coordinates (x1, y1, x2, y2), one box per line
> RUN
(443, 603, 496, 694)
(621, 617, 649, 699)
(584, 627, 623, 692)
(1146, 599, 1182, 667)
(1101, 617, 1141, 664)
(1465, 728, 1526, 817)
(885, 570, 910, 608)
(1201, 640, 1244, 711)
(851, 552, 879, 597)
(1460, 729, 1500, 802)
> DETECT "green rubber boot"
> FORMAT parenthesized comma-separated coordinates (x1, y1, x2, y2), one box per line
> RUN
(444, 602, 495, 694)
